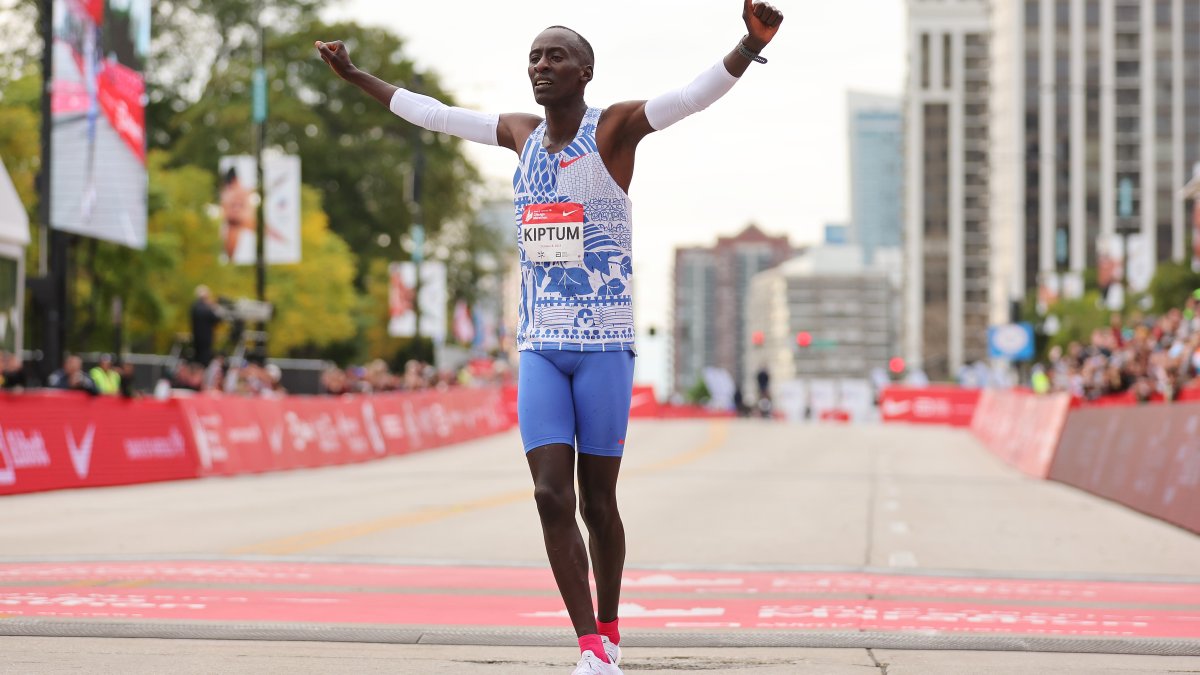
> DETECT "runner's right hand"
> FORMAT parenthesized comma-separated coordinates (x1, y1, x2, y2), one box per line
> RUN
(315, 40, 355, 79)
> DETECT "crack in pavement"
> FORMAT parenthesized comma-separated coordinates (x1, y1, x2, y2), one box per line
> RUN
(866, 648, 889, 675)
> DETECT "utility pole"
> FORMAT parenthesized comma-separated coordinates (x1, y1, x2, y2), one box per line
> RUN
(411, 74, 426, 354)
(252, 9, 268, 359)
(36, 0, 68, 379)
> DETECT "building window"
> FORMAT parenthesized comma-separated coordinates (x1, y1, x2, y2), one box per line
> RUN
(921, 33, 931, 90)
(943, 33, 953, 88)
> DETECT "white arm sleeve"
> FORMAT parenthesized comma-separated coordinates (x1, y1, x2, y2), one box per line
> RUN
(644, 62, 740, 131)
(389, 88, 499, 146)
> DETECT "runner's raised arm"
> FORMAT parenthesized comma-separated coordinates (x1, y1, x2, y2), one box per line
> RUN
(315, 40, 540, 152)
(595, 0, 783, 189)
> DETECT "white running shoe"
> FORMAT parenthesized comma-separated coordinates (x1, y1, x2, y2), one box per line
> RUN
(571, 650, 623, 675)
(600, 635, 622, 665)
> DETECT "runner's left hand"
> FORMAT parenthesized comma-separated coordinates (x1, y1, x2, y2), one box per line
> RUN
(742, 0, 783, 51)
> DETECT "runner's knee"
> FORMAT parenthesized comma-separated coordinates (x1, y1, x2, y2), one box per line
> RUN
(580, 494, 619, 529)
(533, 483, 576, 523)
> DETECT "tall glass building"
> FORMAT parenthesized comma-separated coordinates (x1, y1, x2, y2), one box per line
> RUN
(848, 92, 904, 265)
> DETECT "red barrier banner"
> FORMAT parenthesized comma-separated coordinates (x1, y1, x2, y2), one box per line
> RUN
(970, 390, 1071, 479)
(182, 388, 512, 477)
(879, 387, 981, 427)
(1049, 402, 1200, 535)
(0, 393, 198, 496)
(503, 384, 729, 420)
(629, 385, 661, 418)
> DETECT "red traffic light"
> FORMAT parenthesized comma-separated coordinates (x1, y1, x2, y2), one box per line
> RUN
(796, 331, 812, 348)
(752, 330, 765, 346)
(889, 357, 906, 374)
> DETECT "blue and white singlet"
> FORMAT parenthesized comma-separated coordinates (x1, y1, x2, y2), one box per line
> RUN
(513, 107, 635, 353)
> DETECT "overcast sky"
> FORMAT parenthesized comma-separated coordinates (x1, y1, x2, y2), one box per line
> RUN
(324, 0, 907, 330)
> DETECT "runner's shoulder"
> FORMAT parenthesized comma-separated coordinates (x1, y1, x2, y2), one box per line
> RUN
(598, 101, 647, 127)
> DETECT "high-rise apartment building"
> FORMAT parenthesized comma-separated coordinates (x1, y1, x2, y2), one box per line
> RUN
(672, 247, 717, 394)
(745, 245, 901, 394)
(671, 225, 794, 394)
(990, 0, 1200, 320)
(904, 0, 992, 381)
(848, 92, 904, 264)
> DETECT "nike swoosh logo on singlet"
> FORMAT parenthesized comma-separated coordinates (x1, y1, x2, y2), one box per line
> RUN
(559, 155, 587, 169)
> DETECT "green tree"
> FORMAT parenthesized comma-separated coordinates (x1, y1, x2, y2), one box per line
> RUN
(1147, 261, 1200, 314)
(69, 153, 359, 358)
(259, 186, 359, 354)
(164, 20, 480, 279)
(0, 77, 39, 219)
(0, 0, 38, 94)
(1041, 291, 1111, 353)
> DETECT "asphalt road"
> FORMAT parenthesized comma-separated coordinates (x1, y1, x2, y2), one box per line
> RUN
(2, 420, 1199, 674)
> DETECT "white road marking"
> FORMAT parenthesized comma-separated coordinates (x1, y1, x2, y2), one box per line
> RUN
(889, 521, 910, 535)
(888, 551, 918, 568)
(882, 500, 900, 512)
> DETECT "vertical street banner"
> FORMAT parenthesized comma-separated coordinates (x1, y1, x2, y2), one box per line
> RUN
(1193, 191, 1200, 274)
(218, 152, 302, 265)
(453, 300, 475, 345)
(388, 262, 448, 344)
(218, 155, 257, 264)
(262, 151, 302, 264)
(1097, 235, 1125, 310)
(1126, 233, 1153, 294)
(50, 0, 151, 249)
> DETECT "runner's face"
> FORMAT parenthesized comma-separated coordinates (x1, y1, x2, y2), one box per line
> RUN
(528, 29, 590, 106)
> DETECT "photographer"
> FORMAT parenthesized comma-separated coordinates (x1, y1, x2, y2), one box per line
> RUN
(190, 285, 225, 366)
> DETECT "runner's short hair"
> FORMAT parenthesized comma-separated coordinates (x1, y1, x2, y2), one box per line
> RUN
(545, 25, 595, 67)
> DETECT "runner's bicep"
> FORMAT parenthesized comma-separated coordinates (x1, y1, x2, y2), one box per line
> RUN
(498, 113, 544, 154)
(601, 101, 656, 145)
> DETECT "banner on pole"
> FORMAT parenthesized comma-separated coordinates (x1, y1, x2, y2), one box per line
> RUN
(218, 152, 301, 266)
(388, 261, 447, 343)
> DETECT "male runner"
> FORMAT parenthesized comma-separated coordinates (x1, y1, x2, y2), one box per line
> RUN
(317, 3, 782, 672)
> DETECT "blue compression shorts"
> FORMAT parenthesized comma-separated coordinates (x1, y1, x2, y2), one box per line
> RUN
(517, 350, 636, 457)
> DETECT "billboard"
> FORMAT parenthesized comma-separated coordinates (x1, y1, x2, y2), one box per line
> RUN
(388, 261, 447, 344)
(50, 0, 150, 249)
(218, 152, 302, 265)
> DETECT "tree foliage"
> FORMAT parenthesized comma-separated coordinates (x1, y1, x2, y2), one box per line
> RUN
(1147, 261, 1200, 315)
(3, 4, 495, 364)
(164, 19, 479, 271)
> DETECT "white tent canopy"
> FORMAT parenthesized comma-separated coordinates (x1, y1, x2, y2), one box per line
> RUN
(0, 157, 30, 249)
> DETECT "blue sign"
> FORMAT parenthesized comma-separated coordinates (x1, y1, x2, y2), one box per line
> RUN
(1118, 177, 1133, 219)
(253, 67, 268, 123)
(411, 224, 425, 264)
(988, 323, 1035, 362)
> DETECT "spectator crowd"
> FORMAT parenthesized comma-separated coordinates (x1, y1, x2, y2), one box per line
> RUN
(1037, 292, 1200, 402)
(0, 350, 511, 399)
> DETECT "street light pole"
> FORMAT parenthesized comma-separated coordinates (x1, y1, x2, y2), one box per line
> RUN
(251, 8, 268, 359)
(37, 0, 68, 378)
(410, 74, 426, 354)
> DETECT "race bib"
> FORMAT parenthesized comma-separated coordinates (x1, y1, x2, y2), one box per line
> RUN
(522, 203, 585, 263)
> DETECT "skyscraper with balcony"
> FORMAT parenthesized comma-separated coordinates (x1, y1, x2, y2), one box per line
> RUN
(904, 0, 992, 381)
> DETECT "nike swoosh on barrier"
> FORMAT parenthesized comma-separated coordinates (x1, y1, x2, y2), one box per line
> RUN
(559, 155, 587, 169)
